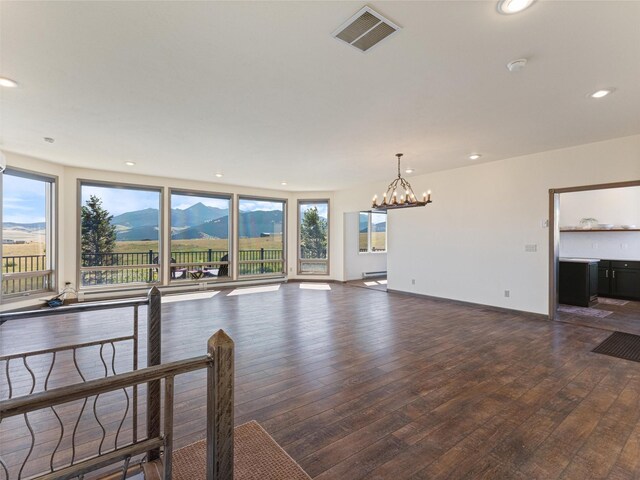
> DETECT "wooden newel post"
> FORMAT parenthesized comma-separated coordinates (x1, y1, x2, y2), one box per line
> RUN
(146, 286, 162, 461)
(207, 329, 234, 480)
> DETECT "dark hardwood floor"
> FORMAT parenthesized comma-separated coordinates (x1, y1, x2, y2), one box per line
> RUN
(345, 277, 387, 292)
(557, 297, 640, 335)
(1, 282, 640, 479)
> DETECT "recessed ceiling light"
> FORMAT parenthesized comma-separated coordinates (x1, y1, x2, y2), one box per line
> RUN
(405, 168, 414, 174)
(43, 137, 55, 144)
(281, 182, 287, 186)
(497, 0, 535, 15)
(125, 161, 136, 166)
(469, 153, 481, 160)
(589, 89, 614, 99)
(215, 173, 223, 178)
(0, 77, 18, 88)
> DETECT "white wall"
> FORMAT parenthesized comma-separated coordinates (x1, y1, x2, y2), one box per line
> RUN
(380, 135, 640, 315)
(559, 187, 640, 227)
(343, 212, 386, 281)
(559, 186, 640, 260)
(560, 231, 640, 260)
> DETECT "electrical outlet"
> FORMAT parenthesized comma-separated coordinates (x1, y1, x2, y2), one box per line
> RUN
(504, 290, 510, 298)
(289, 267, 293, 272)
(411, 279, 416, 285)
(525, 244, 537, 253)
(621, 243, 629, 250)
(541, 219, 549, 228)
(592, 242, 598, 249)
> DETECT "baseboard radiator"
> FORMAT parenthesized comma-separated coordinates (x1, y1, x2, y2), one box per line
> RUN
(362, 271, 387, 279)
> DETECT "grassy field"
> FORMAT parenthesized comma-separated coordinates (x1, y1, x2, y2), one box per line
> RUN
(359, 232, 387, 252)
(2, 237, 283, 256)
(111, 236, 283, 254)
(2, 242, 46, 257)
(2, 236, 286, 272)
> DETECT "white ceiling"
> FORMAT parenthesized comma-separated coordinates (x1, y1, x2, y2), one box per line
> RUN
(1, 1, 639, 191)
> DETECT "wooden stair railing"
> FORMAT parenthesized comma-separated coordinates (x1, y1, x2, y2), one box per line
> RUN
(0, 329, 234, 480)
(0, 287, 162, 474)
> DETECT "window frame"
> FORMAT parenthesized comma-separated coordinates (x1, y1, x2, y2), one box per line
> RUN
(236, 195, 287, 279)
(168, 187, 234, 284)
(297, 199, 330, 275)
(358, 210, 387, 254)
(77, 179, 165, 290)
(1, 167, 58, 298)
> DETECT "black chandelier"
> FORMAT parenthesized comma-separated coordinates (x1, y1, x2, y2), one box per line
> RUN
(372, 153, 432, 211)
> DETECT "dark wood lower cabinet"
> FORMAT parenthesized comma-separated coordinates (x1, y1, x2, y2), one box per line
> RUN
(559, 260, 598, 307)
(599, 260, 640, 301)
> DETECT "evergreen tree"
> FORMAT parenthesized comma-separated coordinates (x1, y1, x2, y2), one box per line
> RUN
(300, 207, 327, 259)
(81, 195, 117, 267)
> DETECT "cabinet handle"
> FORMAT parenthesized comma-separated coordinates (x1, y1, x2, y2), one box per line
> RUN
(613, 270, 616, 279)
(606, 270, 609, 278)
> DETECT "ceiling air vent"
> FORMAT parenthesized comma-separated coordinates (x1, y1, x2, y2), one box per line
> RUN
(333, 6, 400, 52)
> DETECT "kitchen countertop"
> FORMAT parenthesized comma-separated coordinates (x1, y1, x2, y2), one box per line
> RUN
(559, 257, 600, 263)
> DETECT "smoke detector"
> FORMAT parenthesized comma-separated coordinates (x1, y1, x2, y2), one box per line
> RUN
(333, 6, 401, 52)
(506, 58, 528, 72)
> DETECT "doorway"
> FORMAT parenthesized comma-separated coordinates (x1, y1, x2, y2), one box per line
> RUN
(548, 180, 640, 332)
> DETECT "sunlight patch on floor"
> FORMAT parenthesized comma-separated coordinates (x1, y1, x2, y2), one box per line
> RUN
(162, 291, 219, 303)
(377, 279, 387, 285)
(299, 283, 331, 290)
(364, 281, 378, 286)
(227, 284, 281, 296)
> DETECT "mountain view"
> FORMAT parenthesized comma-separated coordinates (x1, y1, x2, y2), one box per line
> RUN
(3, 202, 284, 243)
(2, 222, 46, 243)
(107, 202, 283, 241)
(359, 221, 387, 233)
(112, 202, 230, 241)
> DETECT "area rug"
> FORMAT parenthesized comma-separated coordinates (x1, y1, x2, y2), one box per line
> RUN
(558, 305, 613, 318)
(597, 297, 630, 306)
(171, 421, 311, 480)
(593, 331, 640, 363)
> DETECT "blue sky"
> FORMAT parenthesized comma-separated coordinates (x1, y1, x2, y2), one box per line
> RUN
(172, 193, 229, 211)
(2, 175, 46, 223)
(4, 178, 293, 226)
(82, 185, 161, 216)
(239, 199, 284, 213)
(300, 202, 328, 219)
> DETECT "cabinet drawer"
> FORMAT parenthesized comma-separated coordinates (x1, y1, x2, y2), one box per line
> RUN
(612, 260, 640, 269)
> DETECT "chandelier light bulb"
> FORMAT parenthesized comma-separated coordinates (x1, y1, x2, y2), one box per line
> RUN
(373, 153, 433, 210)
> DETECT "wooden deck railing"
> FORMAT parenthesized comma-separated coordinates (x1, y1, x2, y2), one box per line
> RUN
(1, 254, 51, 295)
(3, 248, 287, 293)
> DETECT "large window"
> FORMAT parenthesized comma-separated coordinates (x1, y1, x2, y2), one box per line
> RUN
(298, 200, 329, 274)
(238, 197, 286, 276)
(1, 169, 56, 296)
(169, 190, 231, 282)
(79, 182, 162, 287)
(359, 211, 387, 253)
